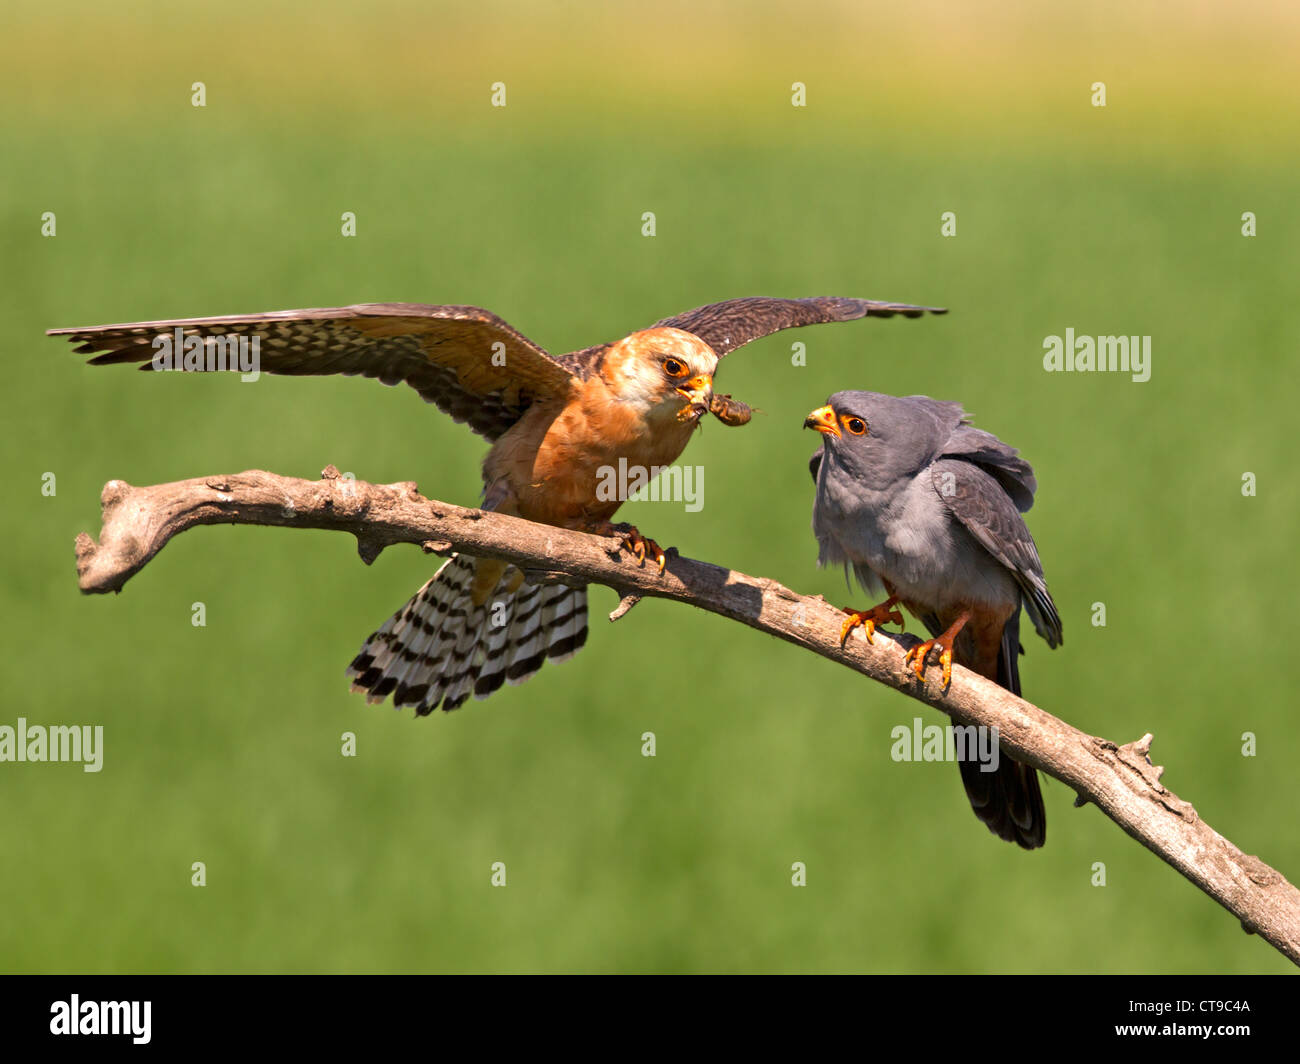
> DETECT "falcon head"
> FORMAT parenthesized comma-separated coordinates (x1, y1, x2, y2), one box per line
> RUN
(804, 390, 960, 489)
(602, 327, 718, 426)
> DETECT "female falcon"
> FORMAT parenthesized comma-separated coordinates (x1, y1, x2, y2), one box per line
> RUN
(52, 297, 944, 715)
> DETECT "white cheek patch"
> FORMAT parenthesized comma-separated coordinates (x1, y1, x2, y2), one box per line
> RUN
(610, 336, 717, 413)
(616, 356, 666, 408)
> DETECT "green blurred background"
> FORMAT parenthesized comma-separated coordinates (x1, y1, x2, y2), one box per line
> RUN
(3, 0, 1297, 973)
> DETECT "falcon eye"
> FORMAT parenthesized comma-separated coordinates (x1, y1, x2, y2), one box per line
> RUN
(662, 358, 688, 377)
(842, 416, 868, 436)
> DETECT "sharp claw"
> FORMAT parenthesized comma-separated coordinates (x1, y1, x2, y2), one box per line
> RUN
(904, 639, 955, 686)
(839, 614, 873, 646)
(840, 601, 901, 648)
(621, 527, 645, 565)
(904, 641, 932, 680)
(842, 608, 863, 642)
(616, 526, 667, 574)
(902, 609, 968, 686)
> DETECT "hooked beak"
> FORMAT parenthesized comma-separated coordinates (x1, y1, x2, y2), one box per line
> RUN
(803, 405, 840, 437)
(675, 374, 713, 421)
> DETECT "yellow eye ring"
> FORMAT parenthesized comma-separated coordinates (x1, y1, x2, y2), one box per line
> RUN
(841, 415, 868, 436)
(662, 358, 687, 377)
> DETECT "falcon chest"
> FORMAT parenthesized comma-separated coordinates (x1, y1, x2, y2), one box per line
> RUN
(816, 455, 1003, 610)
(487, 374, 695, 527)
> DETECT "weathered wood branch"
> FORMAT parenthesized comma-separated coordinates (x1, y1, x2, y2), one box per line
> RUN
(75, 465, 1300, 966)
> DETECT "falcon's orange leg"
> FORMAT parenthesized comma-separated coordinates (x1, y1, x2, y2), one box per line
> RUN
(839, 595, 904, 646)
(905, 609, 973, 687)
(586, 520, 668, 573)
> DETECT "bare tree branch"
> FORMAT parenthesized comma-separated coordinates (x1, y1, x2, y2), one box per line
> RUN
(75, 465, 1300, 967)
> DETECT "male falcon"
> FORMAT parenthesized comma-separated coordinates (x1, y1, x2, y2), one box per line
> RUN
(805, 390, 1061, 848)
(50, 297, 944, 715)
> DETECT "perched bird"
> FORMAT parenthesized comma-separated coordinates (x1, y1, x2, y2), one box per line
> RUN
(50, 297, 944, 715)
(805, 391, 1061, 849)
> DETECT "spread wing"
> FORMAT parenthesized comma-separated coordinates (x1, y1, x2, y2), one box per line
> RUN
(931, 458, 1062, 648)
(48, 303, 578, 442)
(652, 296, 947, 358)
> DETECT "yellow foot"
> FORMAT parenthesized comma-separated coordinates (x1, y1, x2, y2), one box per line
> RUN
(904, 638, 956, 686)
(903, 609, 972, 687)
(839, 597, 904, 646)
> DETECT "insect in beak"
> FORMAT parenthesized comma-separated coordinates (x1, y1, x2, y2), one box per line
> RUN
(709, 393, 752, 426)
(675, 375, 713, 422)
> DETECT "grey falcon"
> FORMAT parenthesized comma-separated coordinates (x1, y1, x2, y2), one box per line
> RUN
(804, 390, 1062, 849)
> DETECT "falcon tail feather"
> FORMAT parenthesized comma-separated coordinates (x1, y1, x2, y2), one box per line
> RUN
(928, 609, 1046, 850)
(347, 554, 587, 715)
(955, 611, 1047, 849)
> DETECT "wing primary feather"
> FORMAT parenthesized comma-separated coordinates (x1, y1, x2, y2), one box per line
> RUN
(50, 303, 577, 442)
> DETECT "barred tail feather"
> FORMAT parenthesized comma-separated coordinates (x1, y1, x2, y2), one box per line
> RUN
(347, 553, 589, 716)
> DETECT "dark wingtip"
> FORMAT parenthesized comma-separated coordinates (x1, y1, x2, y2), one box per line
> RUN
(848, 300, 948, 320)
(86, 350, 133, 365)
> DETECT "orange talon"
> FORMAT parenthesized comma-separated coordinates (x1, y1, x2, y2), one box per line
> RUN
(903, 640, 955, 686)
(839, 596, 904, 647)
(903, 609, 971, 688)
